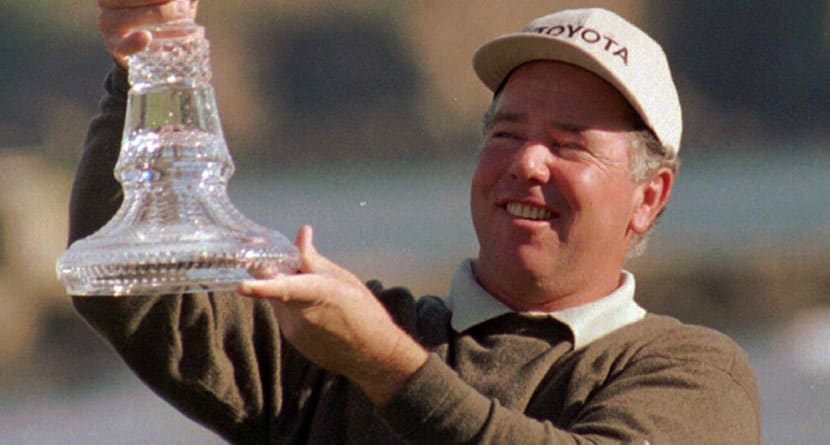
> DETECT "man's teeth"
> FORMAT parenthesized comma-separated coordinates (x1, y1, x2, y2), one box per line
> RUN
(506, 202, 553, 220)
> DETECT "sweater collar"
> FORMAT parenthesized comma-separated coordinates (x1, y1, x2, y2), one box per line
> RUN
(444, 259, 646, 349)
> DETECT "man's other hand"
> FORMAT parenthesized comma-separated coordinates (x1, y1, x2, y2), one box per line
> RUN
(237, 225, 429, 406)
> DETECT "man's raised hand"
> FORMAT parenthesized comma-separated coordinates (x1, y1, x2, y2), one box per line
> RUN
(97, 0, 199, 67)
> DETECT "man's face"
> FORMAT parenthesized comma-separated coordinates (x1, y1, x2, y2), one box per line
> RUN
(471, 61, 654, 310)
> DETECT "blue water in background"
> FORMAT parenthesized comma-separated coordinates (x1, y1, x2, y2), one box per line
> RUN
(1, 147, 827, 444)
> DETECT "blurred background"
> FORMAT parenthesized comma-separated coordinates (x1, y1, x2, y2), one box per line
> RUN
(0, 0, 828, 443)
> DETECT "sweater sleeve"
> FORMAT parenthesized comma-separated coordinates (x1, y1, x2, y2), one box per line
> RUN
(378, 324, 760, 445)
(67, 63, 129, 245)
(73, 292, 283, 443)
(69, 66, 291, 443)
(378, 355, 579, 444)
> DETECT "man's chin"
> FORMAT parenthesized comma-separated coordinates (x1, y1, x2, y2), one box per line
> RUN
(479, 247, 562, 280)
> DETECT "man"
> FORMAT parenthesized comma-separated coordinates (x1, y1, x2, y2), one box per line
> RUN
(72, 2, 760, 443)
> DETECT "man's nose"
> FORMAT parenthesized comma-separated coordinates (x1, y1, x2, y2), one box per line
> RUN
(509, 142, 552, 184)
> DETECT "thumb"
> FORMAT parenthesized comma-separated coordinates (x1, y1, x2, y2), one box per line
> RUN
(295, 225, 321, 273)
(295, 224, 316, 255)
(295, 225, 339, 275)
(294, 226, 363, 285)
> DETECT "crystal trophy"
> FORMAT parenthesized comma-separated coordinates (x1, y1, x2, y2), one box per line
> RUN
(56, 7, 300, 296)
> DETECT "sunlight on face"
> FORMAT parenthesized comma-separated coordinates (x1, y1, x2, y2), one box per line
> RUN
(471, 61, 646, 310)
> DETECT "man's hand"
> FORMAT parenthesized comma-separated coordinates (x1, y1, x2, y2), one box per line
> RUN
(98, 0, 199, 67)
(237, 226, 429, 406)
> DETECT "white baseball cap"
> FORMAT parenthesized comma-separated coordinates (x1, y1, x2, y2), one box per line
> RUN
(473, 8, 682, 157)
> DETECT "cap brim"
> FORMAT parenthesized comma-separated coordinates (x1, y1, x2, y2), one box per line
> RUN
(473, 33, 648, 134)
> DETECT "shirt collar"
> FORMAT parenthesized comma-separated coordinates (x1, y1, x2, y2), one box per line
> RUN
(444, 259, 646, 349)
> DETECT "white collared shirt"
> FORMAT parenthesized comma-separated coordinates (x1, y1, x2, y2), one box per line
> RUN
(444, 259, 646, 349)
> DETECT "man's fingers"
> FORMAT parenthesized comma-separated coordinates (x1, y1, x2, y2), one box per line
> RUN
(98, 0, 199, 67)
(104, 30, 151, 67)
(98, 0, 165, 8)
(295, 225, 315, 255)
(293, 226, 364, 285)
(294, 225, 317, 273)
(99, 7, 162, 34)
(294, 225, 337, 275)
(108, 31, 152, 58)
(98, 0, 190, 10)
(238, 274, 329, 304)
(99, 2, 194, 34)
(294, 225, 345, 276)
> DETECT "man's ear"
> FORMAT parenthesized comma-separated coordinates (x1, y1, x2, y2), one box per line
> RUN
(630, 167, 674, 234)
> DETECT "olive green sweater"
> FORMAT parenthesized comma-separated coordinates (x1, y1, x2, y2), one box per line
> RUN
(69, 66, 760, 444)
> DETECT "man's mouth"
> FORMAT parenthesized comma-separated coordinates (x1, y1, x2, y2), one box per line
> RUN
(505, 202, 555, 221)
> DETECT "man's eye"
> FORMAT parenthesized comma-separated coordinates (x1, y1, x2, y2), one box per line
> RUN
(492, 131, 518, 140)
(554, 142, 585, 151)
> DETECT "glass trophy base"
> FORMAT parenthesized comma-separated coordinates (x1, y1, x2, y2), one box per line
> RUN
(58, 225, 301, 296)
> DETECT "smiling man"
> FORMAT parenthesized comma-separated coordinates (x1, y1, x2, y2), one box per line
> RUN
(71, 4, 760, 444)
(471, 60, 670, 312)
